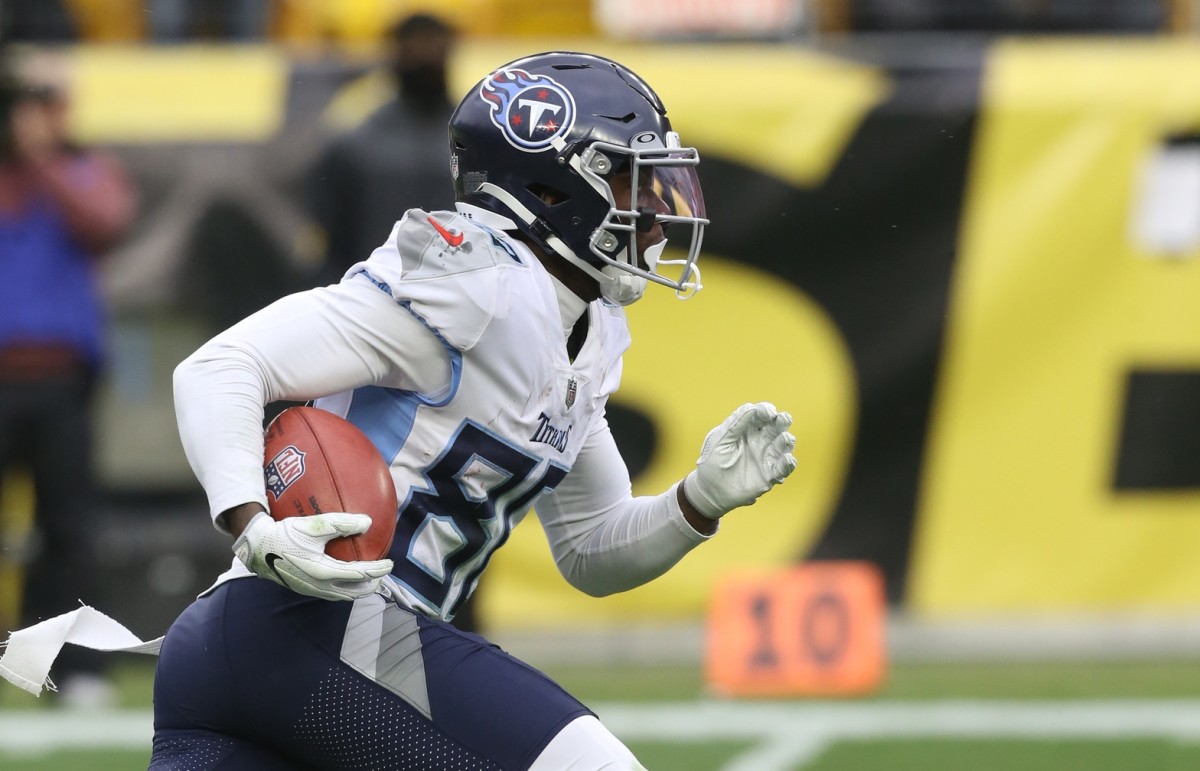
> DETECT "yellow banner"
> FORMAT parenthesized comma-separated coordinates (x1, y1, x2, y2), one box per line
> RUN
(70, 46, 288, 143)
(911, 39, 1200, 615)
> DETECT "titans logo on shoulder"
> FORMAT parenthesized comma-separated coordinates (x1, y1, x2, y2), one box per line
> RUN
(479, 68, 576, 152)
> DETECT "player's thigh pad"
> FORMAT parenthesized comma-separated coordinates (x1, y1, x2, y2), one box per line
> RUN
(154, 578, 591, 770)
(340, 590, 593, 768)
(527, 715, 646, 771)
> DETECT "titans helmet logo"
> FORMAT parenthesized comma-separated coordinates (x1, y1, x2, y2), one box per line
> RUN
(479, 68, 576, 152)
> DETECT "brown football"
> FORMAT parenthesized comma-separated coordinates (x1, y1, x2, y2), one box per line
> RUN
(262, 406, 397, 562)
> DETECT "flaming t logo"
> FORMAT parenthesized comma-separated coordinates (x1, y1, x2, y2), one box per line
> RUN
(479, 68, 576, 152)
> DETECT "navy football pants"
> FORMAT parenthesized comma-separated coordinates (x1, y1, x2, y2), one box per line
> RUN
(149, 578, 591, 770)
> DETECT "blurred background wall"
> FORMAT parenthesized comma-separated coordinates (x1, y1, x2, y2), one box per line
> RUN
(2, 0, 1200, 646)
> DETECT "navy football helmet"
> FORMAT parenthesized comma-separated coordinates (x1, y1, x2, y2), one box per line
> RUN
(448, 51, 707, 304)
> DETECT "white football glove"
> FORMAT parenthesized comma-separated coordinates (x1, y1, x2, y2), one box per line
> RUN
(683, 402, 798, 520)
(233, 511, 394, 601)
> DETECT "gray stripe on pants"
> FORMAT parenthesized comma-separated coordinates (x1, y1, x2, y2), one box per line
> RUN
(340, 594, 432, 719)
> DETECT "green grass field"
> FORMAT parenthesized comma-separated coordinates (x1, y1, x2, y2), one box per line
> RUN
(6, 658, 1200, 769)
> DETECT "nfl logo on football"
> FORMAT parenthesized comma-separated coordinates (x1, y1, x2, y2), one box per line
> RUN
(265, 445, 307, 500)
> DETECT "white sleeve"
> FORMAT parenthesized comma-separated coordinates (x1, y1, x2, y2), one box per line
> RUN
(173, 275, 452, 531)
(534, 418, 715, 597)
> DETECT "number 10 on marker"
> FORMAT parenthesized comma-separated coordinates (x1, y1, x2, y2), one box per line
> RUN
(704, 561, 887, 697)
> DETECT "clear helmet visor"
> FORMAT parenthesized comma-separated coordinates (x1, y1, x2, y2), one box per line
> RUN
(654, 162, 706, 220)
(646, 161, 706, 296)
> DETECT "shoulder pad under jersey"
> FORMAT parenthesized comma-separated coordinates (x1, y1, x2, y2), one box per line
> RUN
(388, 208, 524, 279)
(345, 209, 531, 351)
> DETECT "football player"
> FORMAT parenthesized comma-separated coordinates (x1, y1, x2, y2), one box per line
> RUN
(156, 51, 796, 770)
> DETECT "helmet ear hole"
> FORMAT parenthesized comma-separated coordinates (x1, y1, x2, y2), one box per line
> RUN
(526, 182, 570, 206)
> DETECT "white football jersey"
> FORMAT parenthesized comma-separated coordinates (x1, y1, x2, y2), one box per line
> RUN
(319, 209, 629, 618)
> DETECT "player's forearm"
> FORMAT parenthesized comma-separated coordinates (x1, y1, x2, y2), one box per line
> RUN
(547, 483, 713, 597)
(174, 343, 275, 530)
(174, 282, 438, 533)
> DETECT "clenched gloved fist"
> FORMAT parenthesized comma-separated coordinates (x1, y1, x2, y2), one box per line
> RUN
(682, 402, 797, 520)
(233, 511, 393, 601)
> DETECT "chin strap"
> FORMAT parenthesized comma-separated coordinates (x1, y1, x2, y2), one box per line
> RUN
(601, 240, 667, 306)
(473, 183, 604, 279)
(454, 201, 519, 231)
(472, 182, 651, 306)
(597, 266, 647, 306)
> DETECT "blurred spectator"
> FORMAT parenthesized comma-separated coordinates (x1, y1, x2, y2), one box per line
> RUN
(0, 0, 79, 42)
(0, 53, 136, 706)
(147, 0, 272, 42)
(307, 12, 458, 286)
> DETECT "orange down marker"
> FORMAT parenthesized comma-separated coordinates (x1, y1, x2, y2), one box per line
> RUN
(704, 561, 887, 697)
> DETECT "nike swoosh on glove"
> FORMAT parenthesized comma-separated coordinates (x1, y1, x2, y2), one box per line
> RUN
(682, 402, 798, 520)
(233, 511, 393, 601)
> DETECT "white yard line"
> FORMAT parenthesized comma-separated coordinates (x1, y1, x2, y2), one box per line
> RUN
(0, 710, 154, 753)
(7, 700, 1200, 768)
(595, 699, 1200, 771)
